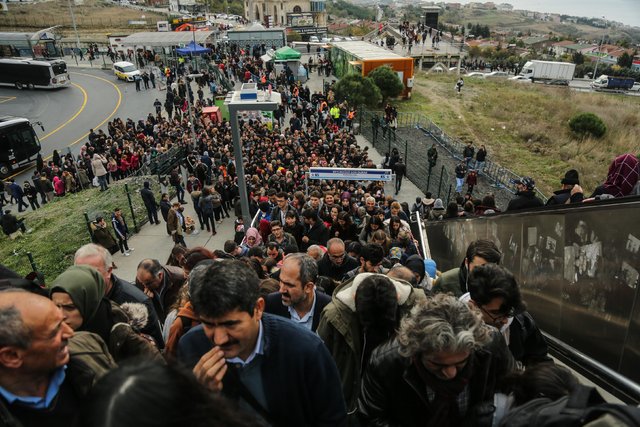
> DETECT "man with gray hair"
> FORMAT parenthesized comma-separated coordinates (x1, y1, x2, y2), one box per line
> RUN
(74, 243, 164, 348)
(265, 253, 331, 332)
(358, 293, 515, 426)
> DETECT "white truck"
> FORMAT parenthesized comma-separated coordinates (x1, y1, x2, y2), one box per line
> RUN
(519, 60, 576, 85)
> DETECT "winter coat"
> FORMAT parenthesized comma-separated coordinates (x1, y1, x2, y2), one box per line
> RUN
(91, 155, 108, 177)
(506, 190, 543, 211)
(317, 273, 426, 413)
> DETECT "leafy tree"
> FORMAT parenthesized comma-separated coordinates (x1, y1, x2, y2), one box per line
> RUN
(618, 52, 633, 68)
(569, 112, 607, 139)
(288, 30, 302, 42)
(334, 73, 381, 109)
(368, 65, 404, 104)
(572, 52, 584, 65)
(468, 46, 481, 58)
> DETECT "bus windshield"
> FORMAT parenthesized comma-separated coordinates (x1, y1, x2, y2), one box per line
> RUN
(0, 120, 41, 176)
(52, 62, 67, 75)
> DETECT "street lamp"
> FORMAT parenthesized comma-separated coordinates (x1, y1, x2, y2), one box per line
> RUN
(592, 17, 606, 80)
(226, 83, 281, 231)
(66, 0, 81, 54)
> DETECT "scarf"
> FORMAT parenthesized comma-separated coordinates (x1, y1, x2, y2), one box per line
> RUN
(412, 353, 474, 427)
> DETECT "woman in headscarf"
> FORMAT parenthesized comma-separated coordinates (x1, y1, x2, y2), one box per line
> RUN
(50, 265, 161, 363)
(240, 227, 264, 253)
(591, 153, 639, 198)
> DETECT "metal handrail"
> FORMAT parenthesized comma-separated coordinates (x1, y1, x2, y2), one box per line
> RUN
(543, 331, 640, 404)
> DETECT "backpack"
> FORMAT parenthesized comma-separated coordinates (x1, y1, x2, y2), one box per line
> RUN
(499, 384, 640, 427)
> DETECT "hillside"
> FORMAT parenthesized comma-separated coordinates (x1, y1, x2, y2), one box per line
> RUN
(398, 74, 640, 196)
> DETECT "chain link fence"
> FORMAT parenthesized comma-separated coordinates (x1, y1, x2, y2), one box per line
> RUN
(358, 109, 548, 205)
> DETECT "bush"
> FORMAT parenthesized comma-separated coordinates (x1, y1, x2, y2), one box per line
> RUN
(568, 112, 607, 138)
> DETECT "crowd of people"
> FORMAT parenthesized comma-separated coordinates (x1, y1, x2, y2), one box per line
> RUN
(1, 39, 640, 427)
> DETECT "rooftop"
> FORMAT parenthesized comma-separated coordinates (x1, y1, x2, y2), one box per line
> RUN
(330, 40, 409, 60)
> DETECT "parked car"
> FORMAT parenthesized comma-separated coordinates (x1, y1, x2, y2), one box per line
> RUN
(321, 37, 331, 43)
(466, 72, 486, 78)
(485, 71, 509, 79)
(631, 82, 640, 92)
(509, 75, 532, 83)
(449, 66, 467, 74)
(309, 36, 319, 43)
(113, 61, 140, 82)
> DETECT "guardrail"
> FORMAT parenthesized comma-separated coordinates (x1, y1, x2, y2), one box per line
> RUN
(544, 332, 640, 404)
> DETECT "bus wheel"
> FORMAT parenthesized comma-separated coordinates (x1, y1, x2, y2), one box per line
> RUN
(27, 83, 34, 90)
(0, 164, 9, 176)
(15, 82, 23, 90)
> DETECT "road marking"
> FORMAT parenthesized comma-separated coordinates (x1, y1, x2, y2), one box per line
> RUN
(3, 72, 123, 180)
(39, 82, 88, 141)
(64, 72, 122, 148)
(0, 96, 16, 104)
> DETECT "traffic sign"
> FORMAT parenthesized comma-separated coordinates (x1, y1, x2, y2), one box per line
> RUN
(308, 167, 393, 182)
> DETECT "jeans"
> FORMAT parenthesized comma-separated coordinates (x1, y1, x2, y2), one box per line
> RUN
(98, 175, 108, 191)
(456, 177, 464, 194)
(145, 204, 158, 224)
(475, 161, 485, 173)
(175, 184, 185, 202)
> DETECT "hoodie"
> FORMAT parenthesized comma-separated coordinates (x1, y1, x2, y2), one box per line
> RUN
(317, 273, 426, 414)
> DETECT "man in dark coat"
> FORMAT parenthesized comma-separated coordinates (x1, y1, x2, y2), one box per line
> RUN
(546, 169, 584, 206)
(358, 294, 514, 427)
(301, 208, 329, 252)
(140, 181, 159, 224)
(264, 253, 331, 332)
(506, 176, 543, 211)
(135, 259, 185, 323)
(317, 238, 359, 283)
(178, 260, 347, 426)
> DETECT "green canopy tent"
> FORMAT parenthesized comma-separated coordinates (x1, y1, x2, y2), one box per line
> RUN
(274, 46, 301, 60)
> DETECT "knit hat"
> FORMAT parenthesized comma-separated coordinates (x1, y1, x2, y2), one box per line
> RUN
(433, 198, 444, 209)
(424, 259, 437, 279)
(514, 176, 535, 190)
(389, 247, 402, 260)
(561, 169, 580, 185)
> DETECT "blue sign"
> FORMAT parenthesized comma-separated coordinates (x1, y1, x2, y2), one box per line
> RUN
(308, 167, 393, 182)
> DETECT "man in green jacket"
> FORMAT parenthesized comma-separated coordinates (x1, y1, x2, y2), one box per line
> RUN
(432, 239, 502, 297)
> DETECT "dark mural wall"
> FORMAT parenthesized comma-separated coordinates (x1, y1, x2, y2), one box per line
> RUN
(426, 200, 640, 382)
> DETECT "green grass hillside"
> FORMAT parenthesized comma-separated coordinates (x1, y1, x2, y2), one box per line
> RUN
(399, 74, 640, 195)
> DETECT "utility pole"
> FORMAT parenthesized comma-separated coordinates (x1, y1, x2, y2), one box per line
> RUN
(592, 17, 606, 80)
(67, 0, 81, 52)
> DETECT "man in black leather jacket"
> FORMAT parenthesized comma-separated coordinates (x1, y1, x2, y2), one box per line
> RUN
(358, 294, 515, 427)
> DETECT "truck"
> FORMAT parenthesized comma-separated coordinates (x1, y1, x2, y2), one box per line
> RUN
(590, 75, 636, 91)
(519, 60, 576, 85)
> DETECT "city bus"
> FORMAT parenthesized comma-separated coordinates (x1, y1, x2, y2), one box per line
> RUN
(0, 58, 70, 90)
(0, 116, 43, 177)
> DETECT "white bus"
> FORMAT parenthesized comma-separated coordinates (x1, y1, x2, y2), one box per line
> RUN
(0, 58, 70, 89)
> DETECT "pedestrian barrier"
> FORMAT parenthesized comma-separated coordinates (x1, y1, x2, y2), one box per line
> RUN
(359, 109, 548, 203)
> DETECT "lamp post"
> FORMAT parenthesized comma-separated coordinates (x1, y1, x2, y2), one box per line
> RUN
(186, 73, 203, 146)
(592, 17, 606, 80)
(226, 84, 281, 231)
(66, 0, 81, 53)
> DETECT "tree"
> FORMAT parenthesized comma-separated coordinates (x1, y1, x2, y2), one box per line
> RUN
(572, 52, 584, 65)
(618, 52, 633, 68)
(368, 65, 404, 104)
(569, 112, 607, 139)
(333, 73, 381, 109)
(288, 30, 302, 42)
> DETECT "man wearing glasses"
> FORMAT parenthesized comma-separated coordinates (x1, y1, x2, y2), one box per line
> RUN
(463, 264, 551, 368)
(358, 294, 514, 426)
(317, 238, 359, 282)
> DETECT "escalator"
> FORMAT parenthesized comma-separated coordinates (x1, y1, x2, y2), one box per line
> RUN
(422, 196, 640, 403)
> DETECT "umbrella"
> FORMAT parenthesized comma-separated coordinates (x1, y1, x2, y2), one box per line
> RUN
(176, 41, 211, 56)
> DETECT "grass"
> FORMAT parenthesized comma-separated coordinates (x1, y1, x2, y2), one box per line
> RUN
(398, 73, 640, 196)
(1, 176, 159, 282)
(0, 0, 167, 34)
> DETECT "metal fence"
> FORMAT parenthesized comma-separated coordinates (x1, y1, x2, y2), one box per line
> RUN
(359, 109, 548, 203)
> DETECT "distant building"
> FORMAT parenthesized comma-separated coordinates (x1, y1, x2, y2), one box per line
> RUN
(245, 0, 327, 28)
(522, 35, 549, 50)
(632, 56, 640, 71)
(551, 40, 575, 57)
(585, 44, 634, 65)
(496, 3, 513, 11)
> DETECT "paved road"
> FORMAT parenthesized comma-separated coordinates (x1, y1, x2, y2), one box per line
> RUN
(0, 66, 164, 183)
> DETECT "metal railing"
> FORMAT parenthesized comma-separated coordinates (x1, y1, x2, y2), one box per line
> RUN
(359, 109, 548, 203)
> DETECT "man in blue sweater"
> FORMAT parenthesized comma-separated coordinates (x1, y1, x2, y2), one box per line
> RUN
(179, 259, 347, 426)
